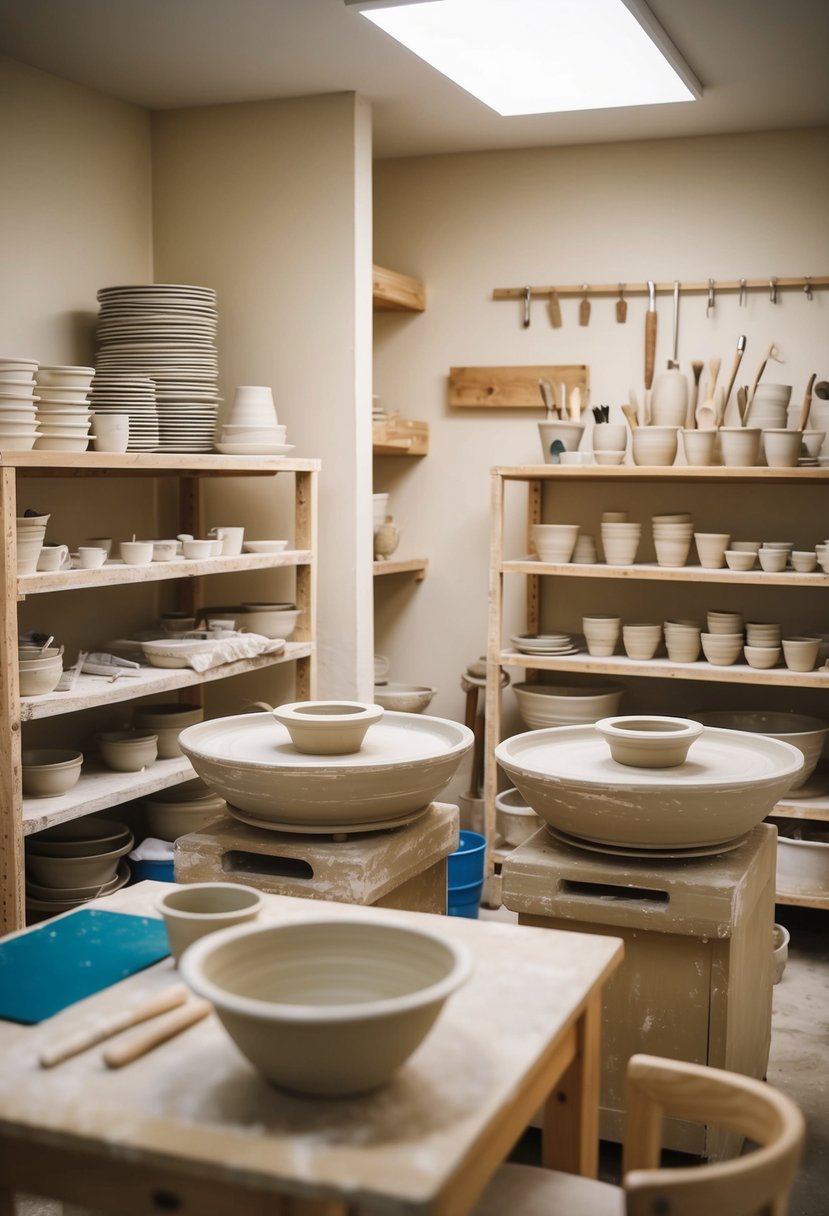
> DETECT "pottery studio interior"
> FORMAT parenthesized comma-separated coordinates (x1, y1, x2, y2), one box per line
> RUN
(1, 2, 828, 1214)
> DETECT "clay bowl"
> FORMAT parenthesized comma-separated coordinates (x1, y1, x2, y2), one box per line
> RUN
(178, 711, 473, 831)
(372, 683, 436, 714)
(133, 703, 205, 758)
(692, 710, 827, 790)
(630, 426, 679, 467)
(743, 645, 781, 670)
(98, 730, 158, 772)
(494, 724, 804, 849)
(21, 749, 82, 797)
(25, 836, 133, 889)
(25, 816, 131, 856)
(178, 917, 473, 1095)
(143, 780, 227, 840)
(512, 681, 623, 728)
(156, 883, 265, 964)
(595, 715, 704, 768)
(240, 605, 300, 639)
(272, 701, 384, 755)
(25, 860, 129, 904)
(141, 638, 221, 669)
(495, 787, 542, 846)
(724, 549, 757, 572)
(700, 632, 744, 666)
(18, 656, 63, 696)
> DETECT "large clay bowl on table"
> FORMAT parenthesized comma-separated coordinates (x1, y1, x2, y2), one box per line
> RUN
(179, 916, 472, 1096)
(495, 722, 804, 849)
(691, 710, 828, 791)
(178, 711, 473, 833)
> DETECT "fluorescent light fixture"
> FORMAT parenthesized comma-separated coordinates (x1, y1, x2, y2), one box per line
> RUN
(349, 0, 700, 115)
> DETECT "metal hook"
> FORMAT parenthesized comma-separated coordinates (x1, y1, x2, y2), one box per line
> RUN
(738, 278, 747, 307)
(706, 279, 715, 318)
(769, 277, 778, 304)
(804, 277, 813, 301)
(522, 286, 531, 328)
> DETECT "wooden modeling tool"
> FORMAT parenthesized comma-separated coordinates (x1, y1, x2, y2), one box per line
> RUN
(548, 289, 562, 328)
(797, 373, 817, 431)
(721, 334, 747, 420)
(103, 999, 212, 1069)
(579, 285, 591, 327)
(40, 984, 189, 1068)
(615, 284, 627, 323)
(687, 359, 704, 428)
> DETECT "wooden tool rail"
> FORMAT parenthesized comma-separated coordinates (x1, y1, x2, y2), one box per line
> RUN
(494, 275, 829, 302)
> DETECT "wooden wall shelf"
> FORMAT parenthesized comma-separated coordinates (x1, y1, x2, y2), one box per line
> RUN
(372, 415, 429, 456)
(373, 558, 428, 581)
(372, 264, 425, 312)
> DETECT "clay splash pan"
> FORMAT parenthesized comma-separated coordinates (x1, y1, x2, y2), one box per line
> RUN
(178, 711, 472, 832)
(495, 724, 804, 850)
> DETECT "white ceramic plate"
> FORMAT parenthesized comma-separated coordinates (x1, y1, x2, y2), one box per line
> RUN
(214, 442, 295, 456)
(243, 540, 289, 553)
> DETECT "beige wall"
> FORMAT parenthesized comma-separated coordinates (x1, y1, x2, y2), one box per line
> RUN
(151, 93, 375, 708)
(373, 129, 829, 743)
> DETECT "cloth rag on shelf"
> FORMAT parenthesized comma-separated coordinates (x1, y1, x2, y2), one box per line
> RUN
(185, 633, 286, 672)
(128, 837, 174, 862)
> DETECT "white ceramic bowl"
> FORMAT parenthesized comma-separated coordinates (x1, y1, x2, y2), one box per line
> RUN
(372, 683, 436, 713)
(724, 549, 757, 572)
(178, 711, 472, 830)
(719, 427, 762, 467)
(35, 365, 95, 388)
(242, 539, 289, 554)
(538, 421, 584, 462)
(495, 724, 804, 848)
(762, 428, 803, 468)
(593, 449, 626, 466)
(693, 710, 827, 790)
(240, 606, 300, 639)
(178, 917, 473, 1095)
(531, 523, 580, 563)
(141, 638, 221, 669)
(272, 701, 384, 755)
(512, 681, 624, 728)
(33, 434, 90, 452)
(743, 645, 781, 670)
(700, 632, 744, 666)
(776, 832, 829, 890)
(758, 548, 788, 572)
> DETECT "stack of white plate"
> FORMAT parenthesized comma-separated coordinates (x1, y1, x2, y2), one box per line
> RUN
(34, 365, 95, 452)
(510, 632, 581, 655)
(88, 374, 159, 451)
(0, 356, 40, 450)
(94, 284, 220, 452)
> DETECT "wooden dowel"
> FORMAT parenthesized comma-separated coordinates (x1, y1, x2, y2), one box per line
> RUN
(39, 984, 190, 1068)
(103, 999, 212, 1069)
(493, 275, 829, 300)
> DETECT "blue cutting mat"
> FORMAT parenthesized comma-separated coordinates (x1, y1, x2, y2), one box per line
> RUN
(0, 908, 170, 1024)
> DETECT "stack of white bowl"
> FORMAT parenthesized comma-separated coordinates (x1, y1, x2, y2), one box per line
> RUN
(0, 356, 39, 450)
(215, 386, 289, 454)
(700, 608, 744, 666)
(34, 365, 95, 452)
(16, 511, 49, 574)
(531, 523, 580, 562)
(600, 516, 641, 565)
(664, 619, 702, 662)
(652, 512, 694, 567)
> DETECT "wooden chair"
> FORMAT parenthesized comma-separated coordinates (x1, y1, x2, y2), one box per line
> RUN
(474, 1054, 806, 1216)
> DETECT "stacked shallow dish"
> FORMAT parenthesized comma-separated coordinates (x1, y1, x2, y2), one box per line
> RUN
(510, 632, 581, 656)
(25, 818, 132, 920)
(34, 365, 95, 452)
(0, 357, 40, 450)
(95, 284, 220, 452)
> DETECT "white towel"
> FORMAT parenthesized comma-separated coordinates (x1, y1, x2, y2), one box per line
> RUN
(185, 633, 286, 672)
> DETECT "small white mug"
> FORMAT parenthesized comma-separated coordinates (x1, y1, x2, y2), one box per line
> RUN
(91, 413, 130, 454)
(36, 543, 71, 572)
(209, 525, 245, 555)
(76, 546, 107, 569)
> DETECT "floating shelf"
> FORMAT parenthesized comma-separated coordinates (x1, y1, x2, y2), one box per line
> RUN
(373, 558, 428, 581)
(372, 264, 426, 312)
(500, 650, 829, 689)
(502, 560, 829, 588)
(372, 415, 429, 456)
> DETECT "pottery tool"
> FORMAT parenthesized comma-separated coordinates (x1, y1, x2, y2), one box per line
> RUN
(667, 281, 680, 369)
(615, 283, 627, 323)
(713, 386, 727, 429)
(103, 998, 212, 1069)
(695, 356, 721, 430)
(737, 386, 748, 425)
(644, 279, 656, 394)
(538, 378, 555, 419)
(628, 386, 645, 428)
(548, 289, 562, 328)
(578, 285, 591, 327)
(522, 286, 531, 328)
(706, 279, 715, 318)
(721, 334, 747, 421)
(747, 342, 784, 406)
(621, 403, 639, 430)
(796, 373, 817, 431)
(686, 360, 704, 428)
(40, 984, 189, 1067)
(570, 385, 582, 420)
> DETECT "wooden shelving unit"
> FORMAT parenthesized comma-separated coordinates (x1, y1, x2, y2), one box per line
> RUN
(484, 463, 829, 909)
(1, 452, 320, 934)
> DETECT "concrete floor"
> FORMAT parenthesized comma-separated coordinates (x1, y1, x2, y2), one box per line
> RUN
(14, 905, 829, 1216)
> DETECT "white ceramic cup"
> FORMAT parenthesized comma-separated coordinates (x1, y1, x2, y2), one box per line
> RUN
(81, 537, 113, 556)
(119, 540, 154, 565)
(91, 413, 130, 453)
(229, 386, 278, 426)
(209, 525, 245, 556)
(36, 543, 71, 572)
(76, 546, 107, 569)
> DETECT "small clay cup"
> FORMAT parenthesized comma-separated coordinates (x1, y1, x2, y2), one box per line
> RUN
(157, 883, 265, 964)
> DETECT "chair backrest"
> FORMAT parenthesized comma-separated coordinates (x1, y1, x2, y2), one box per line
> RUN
(622, 1054, 806, 1216)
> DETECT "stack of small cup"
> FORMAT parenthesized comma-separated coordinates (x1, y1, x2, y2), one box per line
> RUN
(664, 619, 703, 663)
(531, 523, 580, 563)
(652, 512, 694, 567)
(582, 615, 621, 656)
(600, 511, 641, 566)
(744, 621, 782, 669)
(701, 609, 744, 665)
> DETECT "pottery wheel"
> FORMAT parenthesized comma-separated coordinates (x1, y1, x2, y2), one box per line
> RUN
(225, 803, 431, 837)
(546, 825, 751, 861)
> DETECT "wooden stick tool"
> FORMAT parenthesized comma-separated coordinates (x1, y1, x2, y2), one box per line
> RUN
(39, 984, 189, 1068)
(103, 999, 212, 1069)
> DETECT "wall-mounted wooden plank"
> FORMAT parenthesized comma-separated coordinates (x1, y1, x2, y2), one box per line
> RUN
(372, 265, 426, 312)
(448, 365, 589, 409)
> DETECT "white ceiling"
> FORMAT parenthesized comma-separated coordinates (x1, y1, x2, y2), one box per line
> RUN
(2, 0, 829, 158)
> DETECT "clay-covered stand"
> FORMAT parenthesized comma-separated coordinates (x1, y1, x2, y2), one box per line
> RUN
(174, 704, 473, 913)
(495, 716, 803, 1160)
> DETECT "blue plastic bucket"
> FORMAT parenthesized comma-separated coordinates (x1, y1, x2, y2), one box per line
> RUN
(129, 859, 175, 884)
(448, 830, 487, 887)
(447, 878, 484, 919)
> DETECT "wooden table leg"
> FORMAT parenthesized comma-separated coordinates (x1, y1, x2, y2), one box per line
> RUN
(541, 991, 602, 1177)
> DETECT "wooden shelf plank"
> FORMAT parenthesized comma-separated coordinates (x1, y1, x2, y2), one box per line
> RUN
(373, 557, 428, 580)
(2, 452, 320, 476)
(20, 643, 312, 722)
(502, 559, 829, 588)
(493, 463, 829, 484)
(372, 416, 429, 456)
(22, 756, 195, 836)
(372, 265, 425, 312)
(18, 550, 312, 598)
(499, 649, 829, 688)
(449, 365, 588, 409)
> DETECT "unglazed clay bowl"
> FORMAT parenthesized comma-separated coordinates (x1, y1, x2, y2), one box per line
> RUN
(495, 787, 542, 846)
(178, 917, 473, 1095)
(156, 883, 265, 964)
(513, 681, 624, 728)
(595, 715, 704, 768)
(692, 710, 828, 790)
(372, 683, 436, 714)
(133, 702, 205, 758)
(178, 711, 473, 831)
(143, 779, 227, 840)
(743, 645, 781, 670)
(630, 426, 679, 467)
(21, 749, 83, 798)
(97, 730, 158, 772)
(494, 724, 804, 848)
(26, 816, 131, 856)
(25, 835, 133, 889)
(781, 636, 821, 672)
(272, 701, 384, 755)
(724, 549, 757, 572)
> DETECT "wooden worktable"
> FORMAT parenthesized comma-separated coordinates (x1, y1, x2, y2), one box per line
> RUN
(0, 882, 623, 1216)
